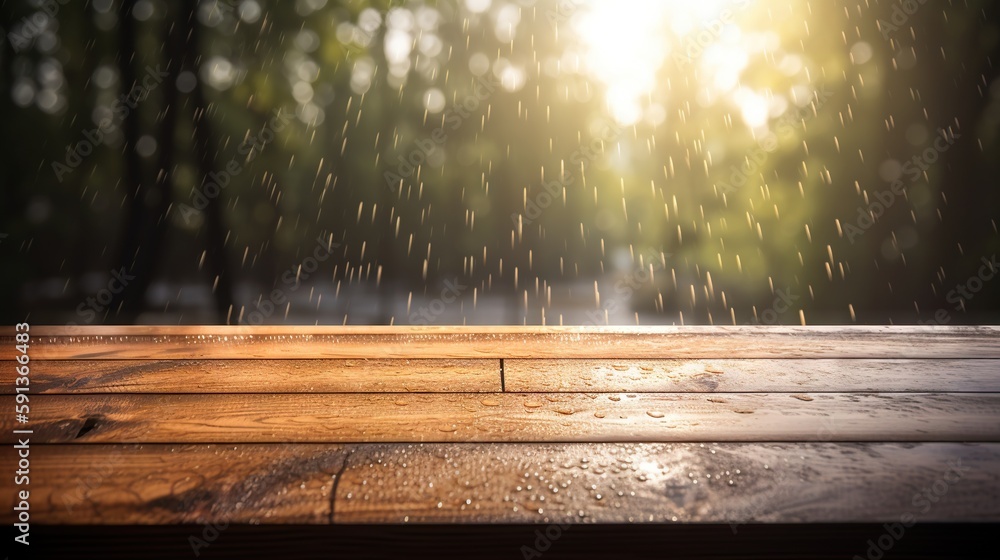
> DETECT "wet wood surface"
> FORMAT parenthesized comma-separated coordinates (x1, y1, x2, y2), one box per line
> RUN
(4, 443, 997, 525)
(1, 326, 997, 526)
(0, 359, 500, 393)
(5, 358, 999, 394)
(504, 358, 1000, 392)
(329, 442, 1000, 524)
(6, 393, 1000, 443)
(4, 325, 1000, 359)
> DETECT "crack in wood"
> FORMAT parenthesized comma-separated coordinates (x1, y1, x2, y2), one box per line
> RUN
(328, 449, 354, 524)
(74, 416, 101, 439)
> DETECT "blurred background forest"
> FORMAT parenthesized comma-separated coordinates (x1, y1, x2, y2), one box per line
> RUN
(1, 0, 999, 325)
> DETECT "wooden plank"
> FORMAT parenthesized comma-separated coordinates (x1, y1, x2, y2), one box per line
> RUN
(36, 357, 1000, 395)
(504, 359, 1000, 393)
(0, 359, 500, 394)
(0, 444, 348, 524)
(3, 443, 997, 524)
(3, 326, 999, 360)
(7, 393, 1000, 443)
(334, 442, 1000, 523)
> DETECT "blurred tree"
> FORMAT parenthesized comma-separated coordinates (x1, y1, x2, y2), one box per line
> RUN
(1, 0, 998, 325)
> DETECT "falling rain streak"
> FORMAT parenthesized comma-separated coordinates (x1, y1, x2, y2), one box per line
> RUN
(3, 0, 1000, 326)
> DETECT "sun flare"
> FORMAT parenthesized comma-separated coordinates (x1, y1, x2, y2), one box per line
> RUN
(575, 0, 753, 125)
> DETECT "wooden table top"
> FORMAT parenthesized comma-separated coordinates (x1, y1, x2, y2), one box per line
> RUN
(2, 326, 999, 527)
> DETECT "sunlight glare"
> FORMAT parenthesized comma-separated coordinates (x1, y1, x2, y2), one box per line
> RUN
(576, 0, 740, 125)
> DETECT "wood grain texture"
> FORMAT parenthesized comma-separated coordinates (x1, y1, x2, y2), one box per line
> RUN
(334, 442, 1000, 524)
(0, 444, 349, 524)
(3, 326, 999, 360)
(504, 359, 1000, 392)
(2, 443, 996, 524)
(4, 326, 997, 531)
(0, 359, 500, 393)
(7, 393, 1000, 443)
